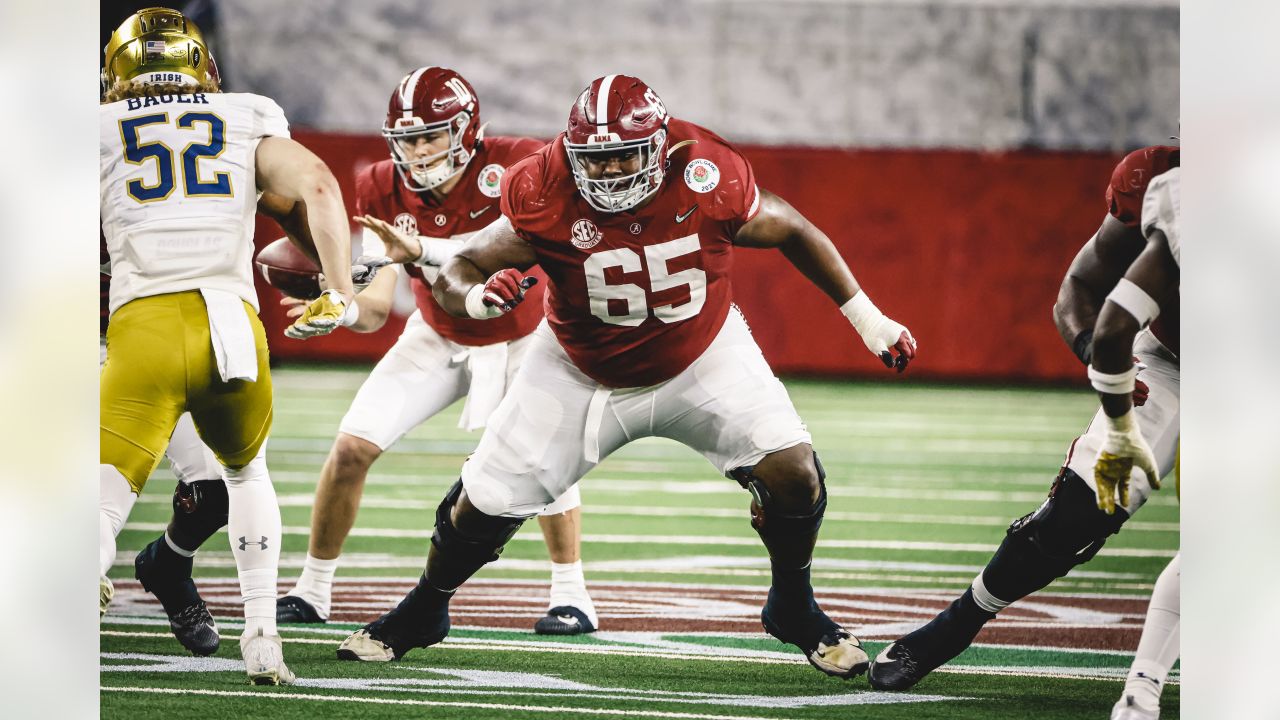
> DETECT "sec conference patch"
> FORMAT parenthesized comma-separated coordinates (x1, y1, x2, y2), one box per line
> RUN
(683, 159, 720, 193)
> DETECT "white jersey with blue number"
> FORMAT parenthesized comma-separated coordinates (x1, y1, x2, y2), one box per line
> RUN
(99, 91, 289, 314)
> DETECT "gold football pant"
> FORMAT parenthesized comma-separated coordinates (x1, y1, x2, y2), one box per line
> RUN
(100, 291, 272, 493)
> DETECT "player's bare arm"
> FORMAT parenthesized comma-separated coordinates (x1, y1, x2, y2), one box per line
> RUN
(434, 217, 539, 319)
(255, 137, 354, 299)
(258, 191, 319, 265)
(1052, 214, 1145, 363)
(733, 189, 917, 371)
(1087, 230, 1177, 514)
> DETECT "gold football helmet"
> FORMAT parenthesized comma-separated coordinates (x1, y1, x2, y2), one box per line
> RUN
(102, 7, 219, 89)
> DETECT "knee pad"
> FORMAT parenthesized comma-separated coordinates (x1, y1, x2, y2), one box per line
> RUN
(168, 479, 229, 551)
(730, 451, 827, 537)
(1008, 469, 1128, 565)
(429, 480, 526, 587)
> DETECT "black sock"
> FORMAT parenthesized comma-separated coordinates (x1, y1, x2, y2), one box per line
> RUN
(901, 588, 995, 665)
(136, 536, 201, 616)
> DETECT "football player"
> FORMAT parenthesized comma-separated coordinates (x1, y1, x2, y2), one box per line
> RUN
(275, 67, 599, 635)
(867, 147, 1180, 694)
(100, 7, 356, 684)
(335, 75, 917, 680)
(1091, 167, 1180, 720)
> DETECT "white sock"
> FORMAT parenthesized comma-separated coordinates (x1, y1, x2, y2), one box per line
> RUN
(224, 450, 281, 637)
(100, 465, 138, 576)
(1122, 553, 1180, 709)
(288, 554, 338, 618)
(548, 560, 597, 627)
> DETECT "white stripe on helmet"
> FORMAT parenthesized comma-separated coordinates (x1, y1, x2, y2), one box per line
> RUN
(400, 66, 431, 119)
(595, 74, 617, 136)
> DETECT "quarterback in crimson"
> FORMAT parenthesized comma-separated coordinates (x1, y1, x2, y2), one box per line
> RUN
(338, 74, 917, 680)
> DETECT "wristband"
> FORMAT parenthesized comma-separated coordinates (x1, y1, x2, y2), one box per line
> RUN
(1071, 328, 1094, 366)
(839, 291, 882, 336)
(1106, 278, 1161, 328)
(339, 297, 359, 327)
(464, 283, 502, 320)
(1088, 364, 1136, 394)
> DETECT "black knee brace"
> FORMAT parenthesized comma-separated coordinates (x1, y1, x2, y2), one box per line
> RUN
(167, 479, 229, 553)
(731, 453, 827, 571)
(982, 468, 1128, 602)
(427, 480, 526, 591)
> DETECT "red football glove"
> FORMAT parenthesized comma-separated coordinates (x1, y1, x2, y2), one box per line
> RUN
(480, 269, 538, 312)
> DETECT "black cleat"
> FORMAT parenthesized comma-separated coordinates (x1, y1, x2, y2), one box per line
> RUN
(761, 591, 869, 679)
(534, 605, 597, 635)
(337, 586, 452, 662)
(134, 536, 219, 656)
(868, 641, 928, 691)
(868, 588, 995, 691)
(276, 595, 327, 624)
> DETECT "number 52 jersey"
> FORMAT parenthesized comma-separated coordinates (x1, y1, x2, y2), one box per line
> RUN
(100, 92, 290, 315)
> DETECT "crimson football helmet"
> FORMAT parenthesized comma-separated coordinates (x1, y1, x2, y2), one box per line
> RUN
(383, 67, 481, 191)
(565, 74, 670, 213)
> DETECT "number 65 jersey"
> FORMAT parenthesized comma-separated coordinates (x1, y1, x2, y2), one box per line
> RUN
(100, 92, 290, 315)
(500, 118, 760, 389)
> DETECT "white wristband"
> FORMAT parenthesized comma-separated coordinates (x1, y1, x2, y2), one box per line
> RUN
(839, 291, 882, 336)
(464, 283, 503, 320)
(1106, 278, 1161, 327)
(1088, 364, 1136, 394)
(339, 297, 359, 327)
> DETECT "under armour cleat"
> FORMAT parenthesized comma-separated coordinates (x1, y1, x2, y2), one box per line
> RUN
(761, 592, 868, 679)
(240, 629, 295, 685)
(534, 605, 597, 636)
(166, 601, 220, 656)
(100, 576, 114, 619)
(276, 595, 327, 624)
(1110, 694, 1160, 720)
(135, 537, 219, 655)
(337, 591, 451, 662)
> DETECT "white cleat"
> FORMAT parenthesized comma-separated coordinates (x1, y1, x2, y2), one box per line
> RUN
(336, 629, 397, 662)
(1111, 694, 1160, 720)
(240, 629, 296, 685)
(100, 576, 114, 619)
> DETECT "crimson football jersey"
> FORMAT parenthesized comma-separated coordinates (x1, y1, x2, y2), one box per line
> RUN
(1105, 145, 1180, 356)
(355, 135, 546, 346)
(501, 119, 760, 388)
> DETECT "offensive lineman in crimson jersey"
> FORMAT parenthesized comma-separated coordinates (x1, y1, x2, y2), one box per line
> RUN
(337, 74, 917, 680)
(869, 147, 1181, 697)
(276, 67, 601, 635)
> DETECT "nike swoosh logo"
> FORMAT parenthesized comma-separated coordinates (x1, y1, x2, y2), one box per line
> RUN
(675, 204, 698, 223)
(470, 206, 492, 219)
(874, 644, 895, 664)
(556, 615, 579, 626)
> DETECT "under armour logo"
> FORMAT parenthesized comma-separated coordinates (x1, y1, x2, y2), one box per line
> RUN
(238, 536, 269, 551)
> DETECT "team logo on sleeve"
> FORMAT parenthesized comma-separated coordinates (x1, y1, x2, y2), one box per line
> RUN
(683, 159, 720, 193)
(570, 219, 603, 249)
(477, 164, 505, 198)
(393, 213, 418, 235)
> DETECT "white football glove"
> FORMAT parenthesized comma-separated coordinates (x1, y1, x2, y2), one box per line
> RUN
(1092, 410, 1162, 515)
(351, 255, 394, 290)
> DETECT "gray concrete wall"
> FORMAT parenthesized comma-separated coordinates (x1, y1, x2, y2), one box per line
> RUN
(218, 0, 1177, 150)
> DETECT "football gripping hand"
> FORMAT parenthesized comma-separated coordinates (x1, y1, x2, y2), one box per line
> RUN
(285, 289, 358, 340)
(839, 292, 917, 373)
(465, 270, 538, 319)
(1092, 410, 1161, 515)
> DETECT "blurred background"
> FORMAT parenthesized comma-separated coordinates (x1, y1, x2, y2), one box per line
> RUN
(103, 0, 1180, 384)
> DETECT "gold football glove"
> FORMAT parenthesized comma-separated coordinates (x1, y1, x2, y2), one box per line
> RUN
(1092, 410, 1161, 515)
(285, 289, 356, 339)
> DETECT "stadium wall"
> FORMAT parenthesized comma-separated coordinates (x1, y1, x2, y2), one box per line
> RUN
(256, 132, 1119, 383)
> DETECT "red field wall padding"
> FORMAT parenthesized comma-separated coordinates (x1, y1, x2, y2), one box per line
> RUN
(256, 132, 1121, 383)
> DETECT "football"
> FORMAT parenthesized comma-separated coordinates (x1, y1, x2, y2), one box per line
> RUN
(255, 237, 323, 300)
